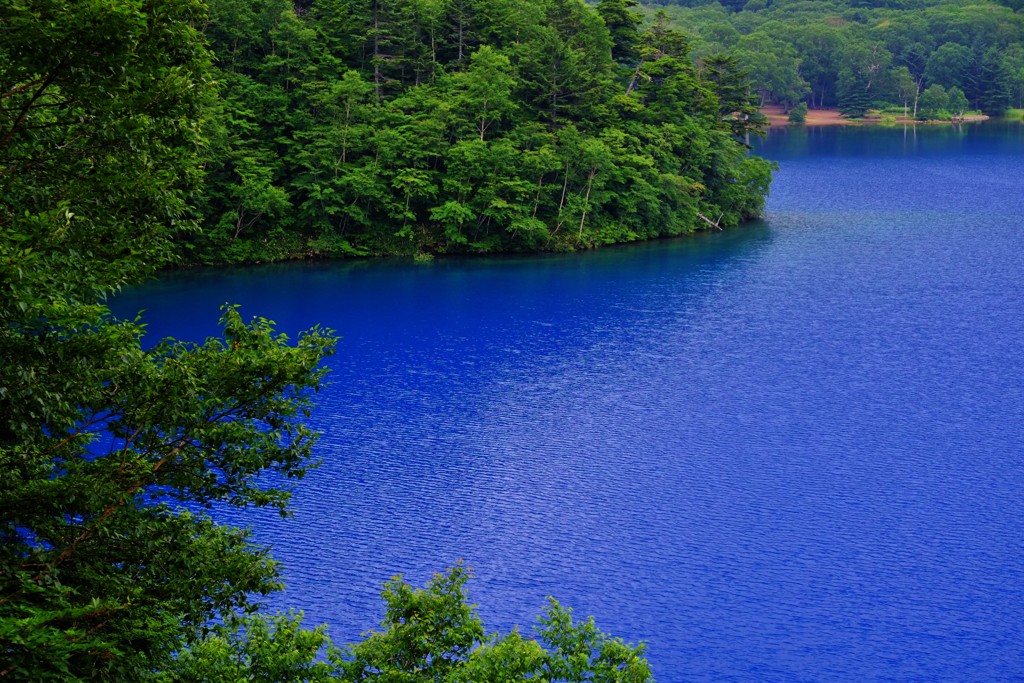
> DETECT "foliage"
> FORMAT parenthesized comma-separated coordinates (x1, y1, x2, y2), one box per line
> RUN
(917, 83, 949, 118)
(345, 567, 653, 682)
(787, 102, 808, 123)
(0, 0, 212, 301)
(947, 86, 970, 118)
(0, 0, 336, 679)
(650, 0, 1024, 118)
(183, 0, 772, 264)
(167, 566, 654, 683)
(157, 611, 341, 683)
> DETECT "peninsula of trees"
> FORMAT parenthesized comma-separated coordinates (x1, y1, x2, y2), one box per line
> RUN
(648, 0, 1024, 119)
(187, 0, 773, 264)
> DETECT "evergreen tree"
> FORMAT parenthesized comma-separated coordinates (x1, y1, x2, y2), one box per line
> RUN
(701, 53, 769, 136)
(596, 0, 643, 63)
(977, 48, 1012, 115)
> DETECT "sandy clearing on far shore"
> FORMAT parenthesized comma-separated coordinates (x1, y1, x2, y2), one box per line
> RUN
(762, 104, 849, 126)
(761, 104, 988, 126)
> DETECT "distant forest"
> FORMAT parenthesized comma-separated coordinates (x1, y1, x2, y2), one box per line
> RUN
(184, 0, 774, 265)
(644, 0, 1024, 117)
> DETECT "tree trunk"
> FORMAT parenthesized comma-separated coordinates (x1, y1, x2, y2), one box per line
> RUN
(626, 59, 645, 95)
(457, 16, 465, 63)
(577, 168, 597, 241)
(552, 161, 570, 235)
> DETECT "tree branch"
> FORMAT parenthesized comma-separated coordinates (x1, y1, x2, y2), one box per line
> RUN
(0, 62, 66, 152)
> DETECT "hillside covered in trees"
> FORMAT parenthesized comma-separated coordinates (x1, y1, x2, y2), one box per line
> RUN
(185, 0, 773, 264)
(648, 0, 1024, 118)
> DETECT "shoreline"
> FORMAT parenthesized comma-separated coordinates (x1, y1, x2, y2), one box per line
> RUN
(761, 104, 989, 127)
(165, 221, 756, 272)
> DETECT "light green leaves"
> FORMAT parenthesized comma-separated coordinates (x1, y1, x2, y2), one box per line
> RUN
(340, 566, 654, 683)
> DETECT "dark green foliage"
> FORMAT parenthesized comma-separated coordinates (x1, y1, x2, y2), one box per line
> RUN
(1, 1, 336, 679)
(788, 101, 808, 122)
(976, 48, 1013, 115)
(598, 0, 644, 63)
(732, 32, 810, 107)
(837, 74, 874, 118)
(340, 566, 488, 681)
(700, 53, 768, 135)
(0, 1, 671, 679)
(348, 567, 653, 681)
(184, 0, 772, 264)
(837, 41, 892, 117)
(0, 0, 212, 301)
(1, 1, 761, 679)
(925, 42, 971, 92)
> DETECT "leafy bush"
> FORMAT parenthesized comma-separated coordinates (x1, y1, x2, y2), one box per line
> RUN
(788, 102, 809, 123)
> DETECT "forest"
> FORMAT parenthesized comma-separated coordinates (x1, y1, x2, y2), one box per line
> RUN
(184, 0, 773, 264)
(646, 0, 1024, 118)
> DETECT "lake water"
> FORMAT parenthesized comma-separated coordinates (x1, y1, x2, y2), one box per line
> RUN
(115, 123, 1024, 681)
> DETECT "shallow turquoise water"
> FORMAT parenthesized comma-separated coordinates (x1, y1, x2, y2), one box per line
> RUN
(117, 122, 1024, 681)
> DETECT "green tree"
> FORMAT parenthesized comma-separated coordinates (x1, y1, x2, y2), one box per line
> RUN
(787, 101, 808, 123)
(1004, 45, 1024, 109)
(700, 53, 767, 136)
(186, 0, 773, 261)
(0, 0, 211, 296)
(449, 45, 517, 142)
(837, 40, 892, 117)
(917, 83, 949, 118)
(891, 65, 920, 118)
(596, 0, 643, 64)
(164, 567, 654, 682)
(517, 0, 614, 131)
(652, 0, 1024, 116)
(734, 32, 809, 107)
(340, 567, 654, 683)
(0, 1, 336, 678)
(785, 23, 843, 108)
(158, 611, 341, 683)
(947, 86, 969, 118)
(290, 70, 379, 256)
(975, 47, 1012, 115)
(925, 42, 971, 91)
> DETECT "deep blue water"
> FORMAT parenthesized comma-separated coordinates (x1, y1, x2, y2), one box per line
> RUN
(115, 123, 1024, 681)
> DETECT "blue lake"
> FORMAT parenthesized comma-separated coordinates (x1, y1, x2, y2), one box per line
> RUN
(115, 123, 1024, 681)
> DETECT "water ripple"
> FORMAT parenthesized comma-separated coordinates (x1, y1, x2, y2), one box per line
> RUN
(115, 125, 1024, 682)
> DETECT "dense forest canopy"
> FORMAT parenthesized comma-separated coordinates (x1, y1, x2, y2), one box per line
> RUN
(644, 0, 1024, 117)
(185, 0, 773, 264)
